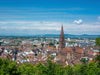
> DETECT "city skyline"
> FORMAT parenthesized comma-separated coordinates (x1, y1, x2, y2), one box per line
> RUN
(0, 0, 100, 35)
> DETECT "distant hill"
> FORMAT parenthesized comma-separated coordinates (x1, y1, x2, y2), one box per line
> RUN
(43, 34, 100, 39)
(0, 34, 100, 39)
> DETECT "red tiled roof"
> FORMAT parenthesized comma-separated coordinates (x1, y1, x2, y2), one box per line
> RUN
(63, 47, 72, 52)
(6, 46, 10, 49)
(39, 59, 43, 61)
(89, 60, 92, 63)
(75, 48, 84, 54)
(56, 48, 58, 49)
(88, 50, 93, 55)
(47, 47, 54, 49)
(0, 46, 2, 49)
(45, 43, 49, 45)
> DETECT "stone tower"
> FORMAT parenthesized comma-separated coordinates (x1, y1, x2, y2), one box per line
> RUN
(59, 25, 65, 50)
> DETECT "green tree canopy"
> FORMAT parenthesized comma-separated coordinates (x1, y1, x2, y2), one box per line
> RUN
(96, 38, 100, 46)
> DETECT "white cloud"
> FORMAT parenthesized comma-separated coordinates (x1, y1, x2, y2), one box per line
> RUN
(0, 20, 100, 35)
(98, 16, 100, 20)
(0, 21, 61, 26)
(0, 26, 60, 31)
(73, 19, 83, 24)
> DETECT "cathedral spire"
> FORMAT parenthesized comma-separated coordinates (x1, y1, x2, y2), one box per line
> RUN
(61, 24, 64, 35)
(59, 25, 65, 50)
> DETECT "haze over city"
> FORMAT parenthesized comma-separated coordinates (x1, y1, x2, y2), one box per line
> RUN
(0, 0, 100, 35)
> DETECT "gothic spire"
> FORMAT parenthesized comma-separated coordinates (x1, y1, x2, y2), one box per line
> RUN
(61, 24, 64, 36)
(59, 24, 65, 50)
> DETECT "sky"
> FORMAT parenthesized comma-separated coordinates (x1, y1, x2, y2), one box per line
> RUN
(0, 0, 100, 35)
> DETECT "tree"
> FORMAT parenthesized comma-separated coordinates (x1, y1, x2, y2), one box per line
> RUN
(1, 57, 100, 75)
(64, 65, 74, 75)
(33, 45, 37, 47)
(45, 56, 64, 75)
(49, 42, 54, 47)
(95, 53, 100, 67)
(18, 63, 36, 75)
(95, 37, 100, 67)
(41, 43, 44, 48)
(0, 58, 19, 75)
(96, 38, 100, 46)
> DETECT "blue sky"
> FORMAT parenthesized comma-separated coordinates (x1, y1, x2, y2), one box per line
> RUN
(0, 0, 100, 35)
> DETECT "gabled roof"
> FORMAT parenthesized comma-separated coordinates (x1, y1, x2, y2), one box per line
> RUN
(75, 48, 84, 54)
(47, 47, 54, 49)
(63, 47, 72, 52)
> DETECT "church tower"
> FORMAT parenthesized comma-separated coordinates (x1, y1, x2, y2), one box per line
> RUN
(59, 25, 65, 50)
